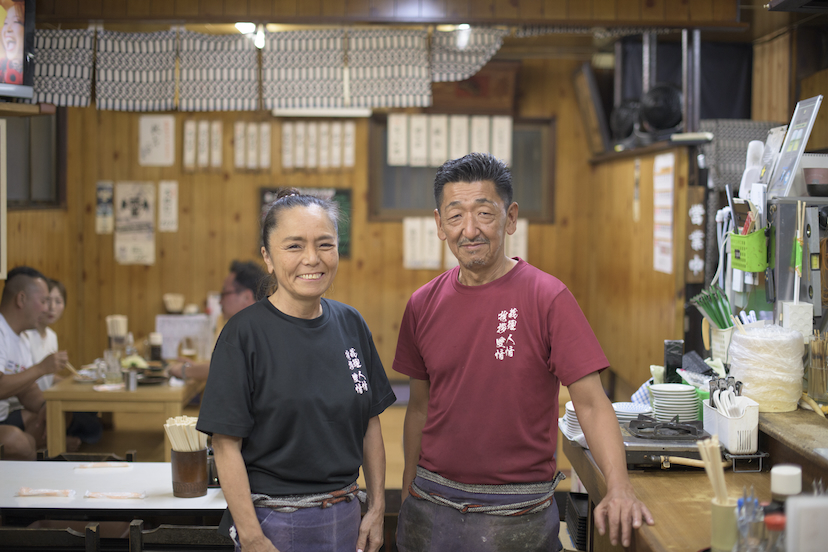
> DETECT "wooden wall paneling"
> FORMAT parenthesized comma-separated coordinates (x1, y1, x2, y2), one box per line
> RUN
(688, 0, 713, 22)
(567, 0, 593, 21)
(38, 0, 57, 16)
(295, 0, 323, 17)
(662, 0, 688, 22)
(752, 32, 791, 123)
(518, 0, 544, 19)
(224, 0, 251, 17)
(321, 0, 346, 17)
(712, 0, 738, 22)
(345, 0, 373, 18)
(248, 0, 273, 17)
(102, 0, 128, 17)
(800, 68, 828, 152)
(543, 0, 567, 19)
(592, 0, 616, 21)
(175, 0, 201, 17)
(445, 0, 469, 18)
(615, 0, 640, 21)
(199, 0, 225, 17)
(271, 0, 298, 16)
(494, 0, 519, 19)
(150, 0, 177, 17)
(126, 0, 152, 17)
(77, 0, 103, 17)
(640, 0, 664, 21)
(54, 0, 80, 17)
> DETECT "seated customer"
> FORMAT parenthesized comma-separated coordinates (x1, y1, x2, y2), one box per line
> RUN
(0, 267, 67, 460)
(21, 278, 102, 451)
(168, 260, 267, 381)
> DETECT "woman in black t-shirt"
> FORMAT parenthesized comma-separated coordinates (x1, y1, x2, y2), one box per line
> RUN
(198, 189, 395, 552)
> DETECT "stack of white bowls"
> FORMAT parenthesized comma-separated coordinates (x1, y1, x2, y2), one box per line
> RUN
(563, 401, 583, 436)
(612, 402, 652, 423)
(649, 383, 700, 422)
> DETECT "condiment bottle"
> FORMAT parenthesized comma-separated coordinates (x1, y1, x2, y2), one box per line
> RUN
(762, 513, 785, 552)
(767, 464, 802, 513)
(149, 332, 163, 361)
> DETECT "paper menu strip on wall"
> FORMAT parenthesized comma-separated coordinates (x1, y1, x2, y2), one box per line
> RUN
(330, 122, 343, 168)
(403, 217, 423, 269)
(388, 113, 408, 166)
(281, 122, 294, 170)
(505, 218, 528, 261)
(318, 122, 330, 169)
(471, 115, 491, 154)
(343, 121, 356, 168)
(197, 120, 210, 168)
(449, 115, 469, 160)
(421, 217, 442, 269)
(234, 121, 246, 169)
(158, 180, 178, 233)
(210, 121, 223, 168)
(259, 122, 272, 169)
(491, 116, 513, 165)
(246, 123, 259, 170)
(183, 120, 196, 171)
(429, 114, 448, 167)
(409, 115, 428, 167)
(138, 114, 175, 167)
(306, 122, 318, 169)
(294, 122, 306, 168)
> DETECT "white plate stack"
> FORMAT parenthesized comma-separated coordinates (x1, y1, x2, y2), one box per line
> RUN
(563, 401, 583, 436)
(650, 383, 700, 423)
(612, 402, 652, 423)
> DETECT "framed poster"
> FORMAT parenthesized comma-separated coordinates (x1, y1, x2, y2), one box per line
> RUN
(260, 187, 352, 258)
(0, 119, 6, 279)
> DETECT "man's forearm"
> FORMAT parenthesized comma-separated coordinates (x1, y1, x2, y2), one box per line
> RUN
(0, 366, 46, 401)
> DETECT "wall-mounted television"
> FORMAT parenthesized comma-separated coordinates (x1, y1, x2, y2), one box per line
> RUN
(0, 0, 35, 100)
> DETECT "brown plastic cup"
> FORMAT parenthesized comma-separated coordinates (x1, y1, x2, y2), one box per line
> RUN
(171, 449, 208, 498)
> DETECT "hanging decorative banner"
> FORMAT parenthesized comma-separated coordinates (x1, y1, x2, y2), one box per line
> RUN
(158, 181, 178, 233)
(95, 181, 114, 235)
(139, 115, 175, 167)
(450, 115, 469, 160)
(387, 113, 408, 166)
(429, 115, 448, 167)
(491, 116, 513, 165)
(31, 29, 95, 107)
(210, 121, 223, 168)
(246, 123, 259, 170)
(197, 121, 210, 168)
(306, 123, 318, 169)
(115, 182, 155, 265)
(409, 115, 428, 167)
(470, 115, 491, 154)
(330, 122, 343, 168)
(318, 122, 331, 169)
(281, 122, 294, 170)
(259, 122, 272, 169)
(182, 120, 196, 171)
(294, 122, 306, 168)
(343, 121, 356, 168)
(234, 122, 246, 169)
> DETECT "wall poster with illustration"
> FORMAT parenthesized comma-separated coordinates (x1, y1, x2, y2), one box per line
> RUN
(260, 187, 351, 258)
(0, 119, 7, 279)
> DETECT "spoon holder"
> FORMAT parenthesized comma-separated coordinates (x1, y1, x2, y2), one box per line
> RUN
(702, 396, 759, 454)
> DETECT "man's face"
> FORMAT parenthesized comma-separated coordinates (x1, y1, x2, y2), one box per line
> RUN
(219, 272, 254, 319)
(23, 278, 50, 331)
(435, 180, 518, 272)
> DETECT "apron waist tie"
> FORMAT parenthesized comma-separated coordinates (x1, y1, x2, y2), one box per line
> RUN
(251, 482, 366, 513)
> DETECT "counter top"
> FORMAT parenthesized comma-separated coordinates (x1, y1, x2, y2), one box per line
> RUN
(758, 409, 828, 489)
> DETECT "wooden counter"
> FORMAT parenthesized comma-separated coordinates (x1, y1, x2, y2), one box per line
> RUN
(758, 409, 828, 491)
(561, 438, 770, 552)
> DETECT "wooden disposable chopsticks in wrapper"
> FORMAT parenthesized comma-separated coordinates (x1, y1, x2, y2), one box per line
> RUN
(163, 416, 207, 452)
(697, 435, 730, 504)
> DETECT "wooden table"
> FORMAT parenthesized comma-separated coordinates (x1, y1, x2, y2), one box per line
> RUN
(561, 438, 770, 552)
(43, 378, 205, 461)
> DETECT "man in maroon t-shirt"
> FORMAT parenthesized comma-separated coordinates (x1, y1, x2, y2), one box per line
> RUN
(393, 153, 654, 551)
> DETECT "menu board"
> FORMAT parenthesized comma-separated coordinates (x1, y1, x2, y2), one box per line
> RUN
(767, 95, 823, 199)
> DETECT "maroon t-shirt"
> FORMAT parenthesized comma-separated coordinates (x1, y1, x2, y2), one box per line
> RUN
(393, 258, 608, 485)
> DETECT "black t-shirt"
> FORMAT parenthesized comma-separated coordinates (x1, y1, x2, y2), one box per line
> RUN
(197, 298, 396, 496)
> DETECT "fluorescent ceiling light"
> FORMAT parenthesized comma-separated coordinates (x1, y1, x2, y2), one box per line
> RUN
(235, 22, 256, 34)
(271, 108, 372, 118)
(254, 25, 265, 49)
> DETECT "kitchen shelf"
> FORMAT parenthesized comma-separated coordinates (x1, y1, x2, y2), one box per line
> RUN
(0, 102, 52, 117)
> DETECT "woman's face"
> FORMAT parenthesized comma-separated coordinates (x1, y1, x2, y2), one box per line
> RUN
(2, 5, 24, 63)
(261, 204, 339, 305)
(47, 287, 65, 325)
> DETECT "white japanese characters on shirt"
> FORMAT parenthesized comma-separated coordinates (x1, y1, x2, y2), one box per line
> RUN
(344, 348, 369, 394)
(495, 308, 518, 361)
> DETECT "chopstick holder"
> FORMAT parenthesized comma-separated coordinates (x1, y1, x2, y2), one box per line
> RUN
(84, 490, 146, 499)
(16, 487, 76, 497)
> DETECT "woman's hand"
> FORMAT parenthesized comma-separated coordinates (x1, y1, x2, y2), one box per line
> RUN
(356, 507, 384, 552)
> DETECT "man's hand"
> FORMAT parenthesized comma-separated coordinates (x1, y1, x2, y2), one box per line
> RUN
(593, 482, 654, 548)
(356, 507, 384, 552)
(38, 351, 68, 375)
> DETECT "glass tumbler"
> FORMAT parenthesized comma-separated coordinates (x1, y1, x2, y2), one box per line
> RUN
(103, 349, 123, 384)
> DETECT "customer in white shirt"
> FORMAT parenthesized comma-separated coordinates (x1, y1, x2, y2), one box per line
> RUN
(0, 267, 67, 460)
(21, 279, 63, 390)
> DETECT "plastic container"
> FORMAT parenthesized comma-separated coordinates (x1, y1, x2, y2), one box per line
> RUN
(730, 230, 767, 272)
(710, 326, 734, 364)
(702, 395, 759, 454)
